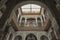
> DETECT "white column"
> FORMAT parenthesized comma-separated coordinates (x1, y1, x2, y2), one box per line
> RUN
(18, 8, 21, 15)
(36, 18, 37, 27)
(40, 16, 43, 26)
(19, 17, 22, 25)
(25, 18, 27, 23)
(17, 8, 21, 23)
(41, 8, 45, 22)
(20, 17, 22, 23)
(19, 17, 22, 26)
(18, 8, 21, 21)
(17, 13, 19, 22)
(25, 18, 27, 26)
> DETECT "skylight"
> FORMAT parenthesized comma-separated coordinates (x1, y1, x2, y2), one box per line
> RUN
(21, 4, 41, 13)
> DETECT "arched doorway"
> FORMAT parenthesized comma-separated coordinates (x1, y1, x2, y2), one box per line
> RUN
(14, 35, 22, 40)
(25, 33, 37, 40)
(40, 35, 49, 40)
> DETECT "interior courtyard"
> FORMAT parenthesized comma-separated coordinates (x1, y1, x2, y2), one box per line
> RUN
(0, 0, 60, 40)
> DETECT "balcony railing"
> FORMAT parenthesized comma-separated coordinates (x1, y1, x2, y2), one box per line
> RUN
(11, 13, 51, 31)
(18, 17, 51, 31)
(12, 12, 51, 31)
(20, 21, 42, 27)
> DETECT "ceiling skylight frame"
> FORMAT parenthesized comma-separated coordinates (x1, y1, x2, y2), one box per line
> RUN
(21, 4, 41, 14)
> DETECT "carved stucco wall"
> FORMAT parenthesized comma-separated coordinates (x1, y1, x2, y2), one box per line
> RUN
(10, 31, 51, 40)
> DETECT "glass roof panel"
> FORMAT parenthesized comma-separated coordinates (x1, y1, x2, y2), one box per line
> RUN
(22, 8, 30, 13)
(32, 9, 40, 13)
(31, 4, 41, 8)
(21, 4, 41, 13)
(21, 4, 30, 8)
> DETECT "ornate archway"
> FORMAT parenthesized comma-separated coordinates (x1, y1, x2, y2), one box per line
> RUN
(14, 35, 22, 40)
(40, 35, 49, 40)
(25, 33, 37, 40)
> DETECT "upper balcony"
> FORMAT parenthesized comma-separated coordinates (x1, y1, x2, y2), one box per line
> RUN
(11, 14, 51, 31)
